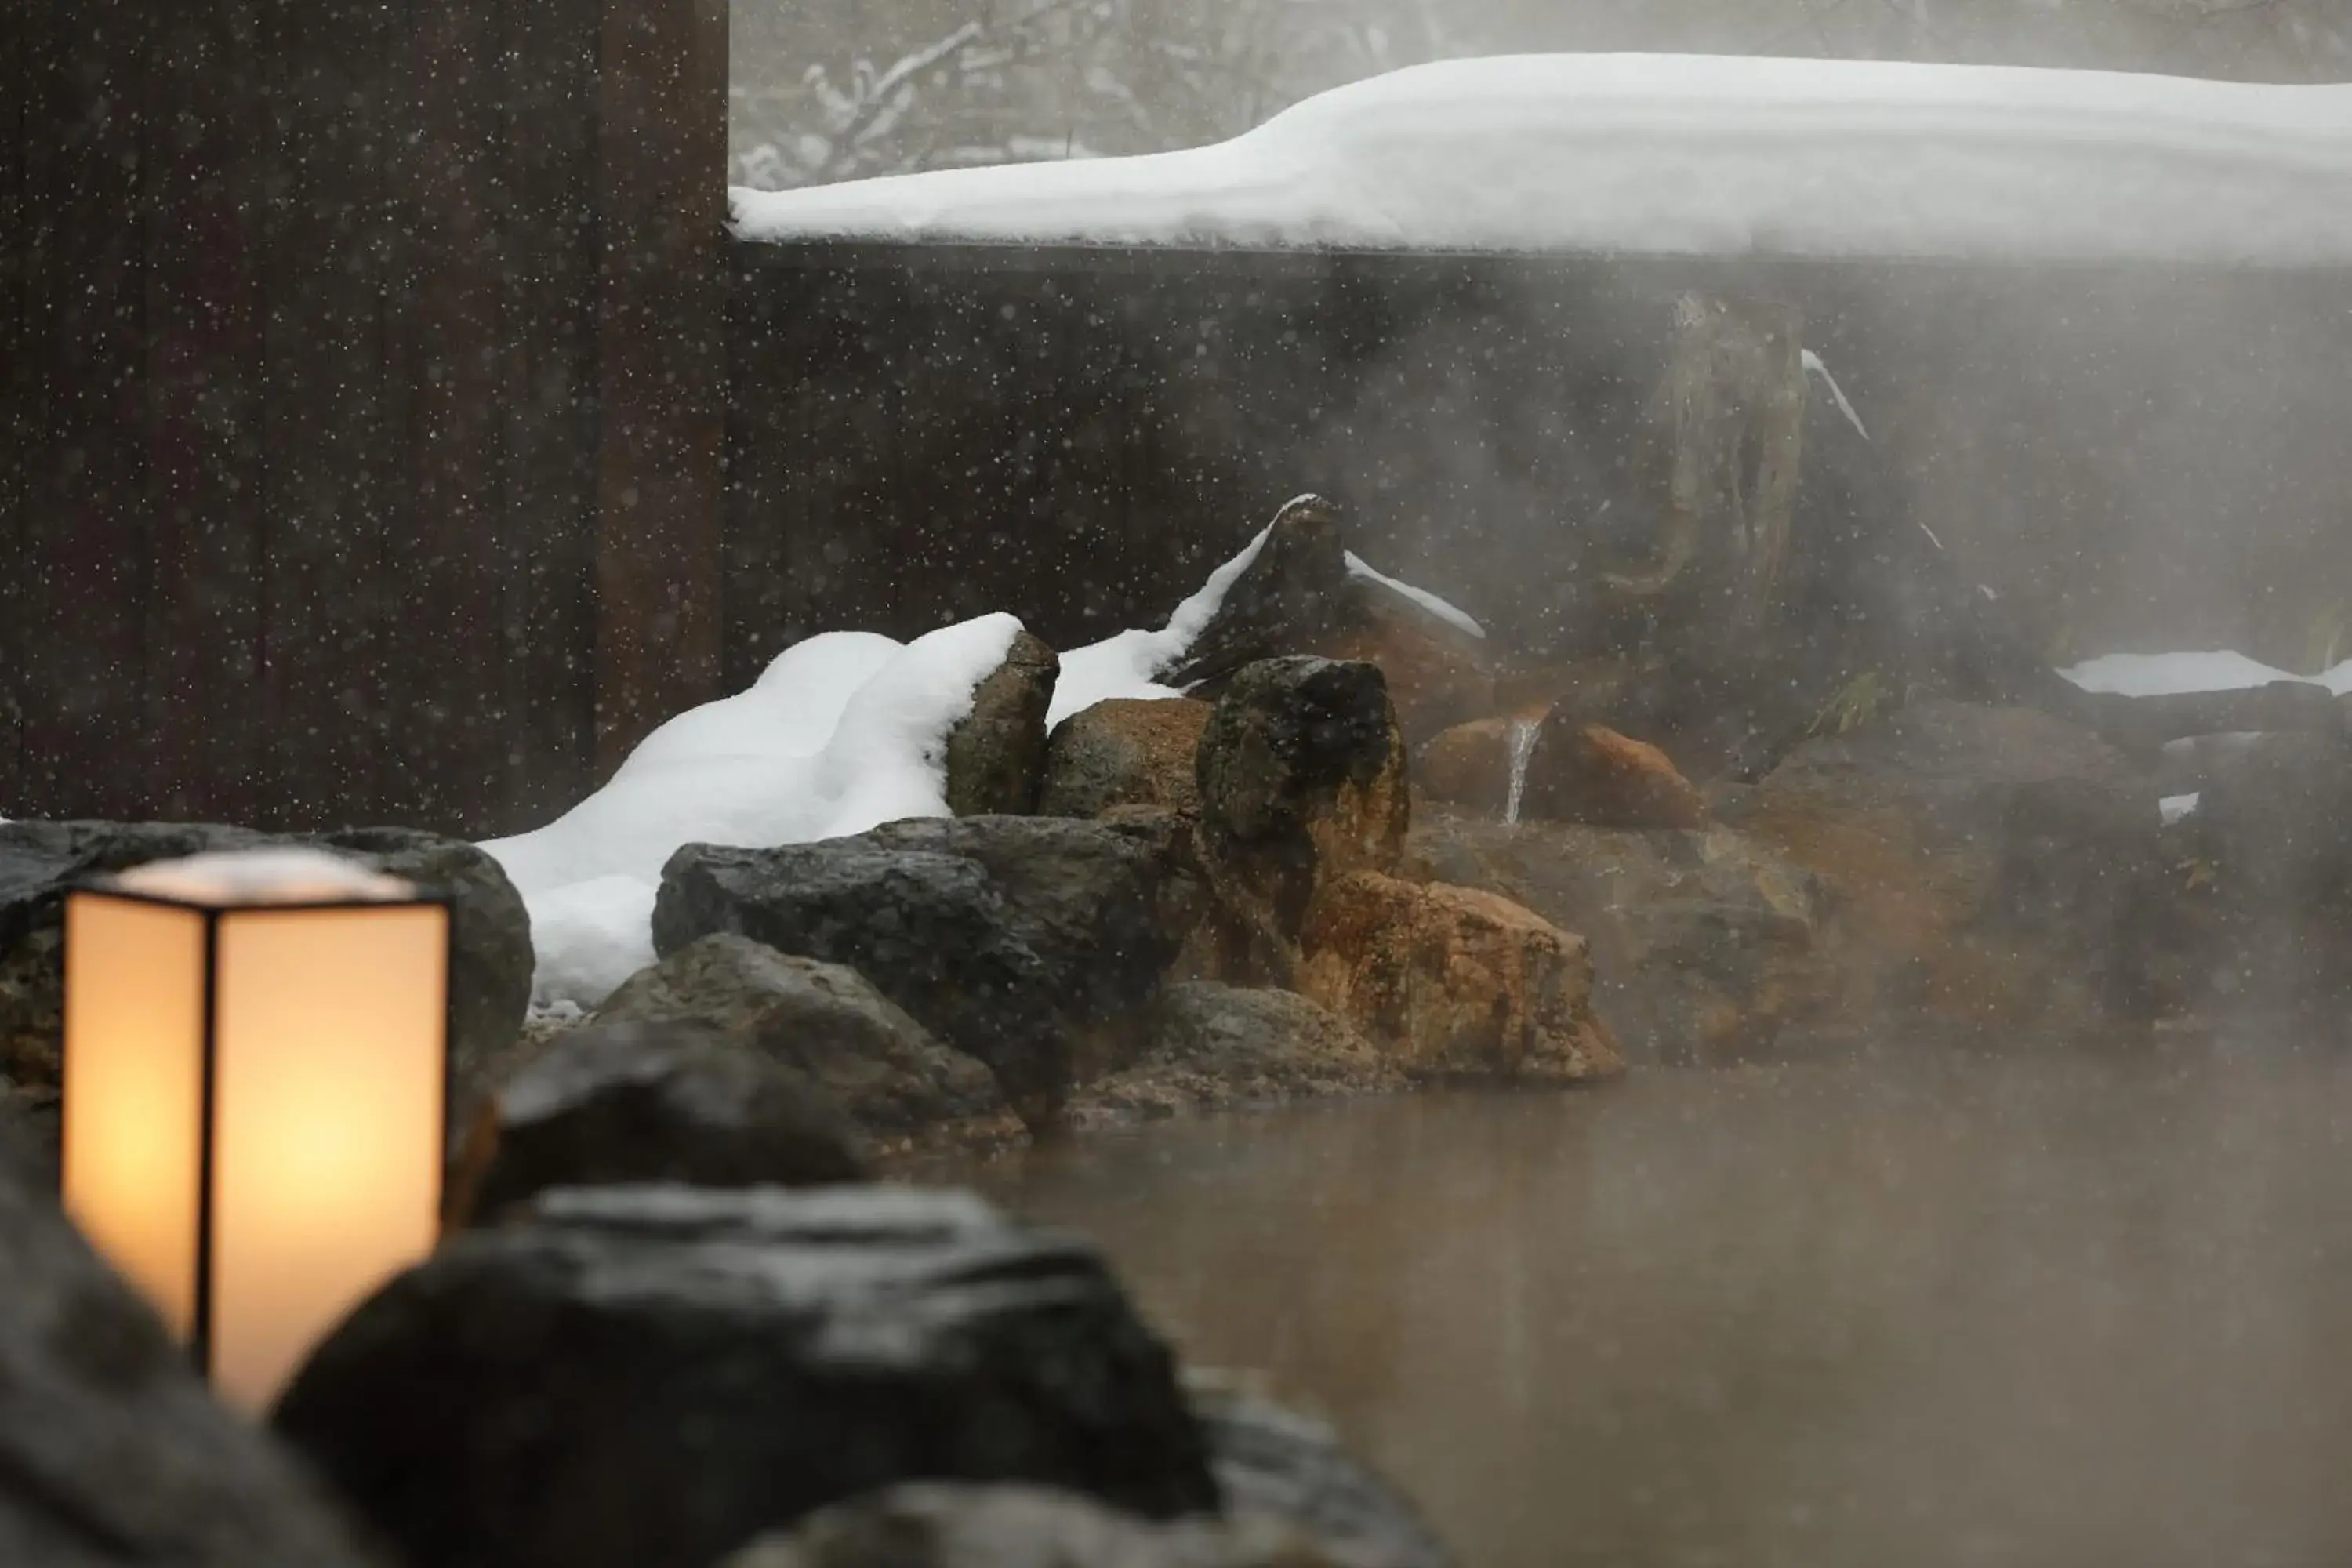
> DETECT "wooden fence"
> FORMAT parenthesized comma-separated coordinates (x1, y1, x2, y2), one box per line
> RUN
(7, 8, 2350, 837)
(3, 0, 725, 837)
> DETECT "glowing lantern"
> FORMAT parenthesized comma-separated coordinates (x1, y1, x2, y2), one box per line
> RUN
(61, 848, 450, 1413)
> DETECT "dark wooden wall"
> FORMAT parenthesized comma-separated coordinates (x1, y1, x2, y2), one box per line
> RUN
(724, 245, 2352, 688)
(3, 0, 726, 839)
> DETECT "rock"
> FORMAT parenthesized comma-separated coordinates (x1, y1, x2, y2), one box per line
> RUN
(1192, 659, 1409, 985)
(2185, 729, 2352, 1016)
(0, 822, 529, 1118)
(1410, 812, 1826, 1064)
(1520, 722, 1709, 829)
(655, 840, 1070, 1123)
(586, 935, 1018, 1151)
(0, 1127, 373, 1566)
(274, 1185, 1218, 1568)
(1066, 982, 1401, 1127)
(1298, 871, 1624, 1083)
(1190, 1380, 1453, 1568)
(316, 826, 535, 1116)
(862, 816, 1190, 1062)
(1040, 698, 1213, 818)
(1745, 698, 2167, 1036)
(1414, 718, 1518, 817)
(717, 1483, 1374, 1568)
(443, 1021, 868, 1225)
(1160, 496, 1493, 746)
(944, 630, 1060, 817)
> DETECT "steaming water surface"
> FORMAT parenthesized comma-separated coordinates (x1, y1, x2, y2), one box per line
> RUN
(980, 1047, 2352, 1568)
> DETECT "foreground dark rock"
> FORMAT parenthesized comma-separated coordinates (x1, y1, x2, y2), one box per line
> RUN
(1410, 813, 1826, 1064)
(0, 1130, 372, 1566)
(443, 1021, 867, 1225)
(1745, 699, 2165, 1036)
(1066, 982, 1400, 1127)
(1191, 1380, 1453, 1568)
(590, 935, 1019, 1151)
(718, 1483, 1377, 1568)
(944, 630, 1060, 816)
(276, 1185, 1217, 1568)
(1040, 698, 1214, 819)
(1192, 658, 1409, 984)
(0, 821, 531, 1112)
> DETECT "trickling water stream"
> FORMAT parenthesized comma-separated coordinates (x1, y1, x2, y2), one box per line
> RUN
(1501, 717, 1541, 826)
(982, 1047, 2352, 1568)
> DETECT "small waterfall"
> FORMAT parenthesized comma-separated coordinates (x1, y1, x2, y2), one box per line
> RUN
(1503, 718, 1541, 826)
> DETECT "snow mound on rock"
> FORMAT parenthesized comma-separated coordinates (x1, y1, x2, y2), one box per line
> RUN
(484, 615, 1022, 1006)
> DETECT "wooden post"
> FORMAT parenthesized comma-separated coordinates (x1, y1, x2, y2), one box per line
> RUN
(592, 0, 729, 777)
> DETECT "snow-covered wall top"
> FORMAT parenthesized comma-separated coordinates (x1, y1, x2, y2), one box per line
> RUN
(731, 54, 2352, 268)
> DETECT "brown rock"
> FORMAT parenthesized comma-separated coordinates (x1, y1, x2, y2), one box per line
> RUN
(1320, 607, 1494, 748)
(944, 630, 1059, 816)
(1744, 697, 2165, 1037)
(1191, 659, 1410, 985)
(1298, 871, 1624, 1084)
(1415, 719, 1514, 815)
(1410, 811, 1828, 1064)
(1039, 698, 1212, 818)
(1522, 722, 1709, 829)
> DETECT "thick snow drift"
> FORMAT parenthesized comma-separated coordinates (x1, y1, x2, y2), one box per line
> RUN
(2060, 650, 2352, 699)
(485, 617, 1022, 1006)
(733, 54, 2352, 267)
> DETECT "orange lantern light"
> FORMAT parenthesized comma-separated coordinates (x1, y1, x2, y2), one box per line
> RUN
(61, 848, 450, 1413)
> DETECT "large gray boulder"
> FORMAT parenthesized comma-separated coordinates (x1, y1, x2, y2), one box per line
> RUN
(944, 630, 1059, 817)
(654, 816, 1192, 1120)
(0, 821, 531, 1118)
(654, 840, 1068, 1120)
(443, 1021, 868, 1225)
(718, 1483, 1377, 1568)
(274, 1185, 1218, 1568)
(0, 1128, 373, 1566)
(590, 935, 1018, 1151)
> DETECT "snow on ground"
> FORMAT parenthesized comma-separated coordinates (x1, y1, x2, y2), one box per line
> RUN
(1345, 552, 1486, 641)
(485, 616, 1022, 1006)
(2161, 793, 2201, 826)
(2060, 650, 2352, 699)
(734, 54, 2352, 267)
